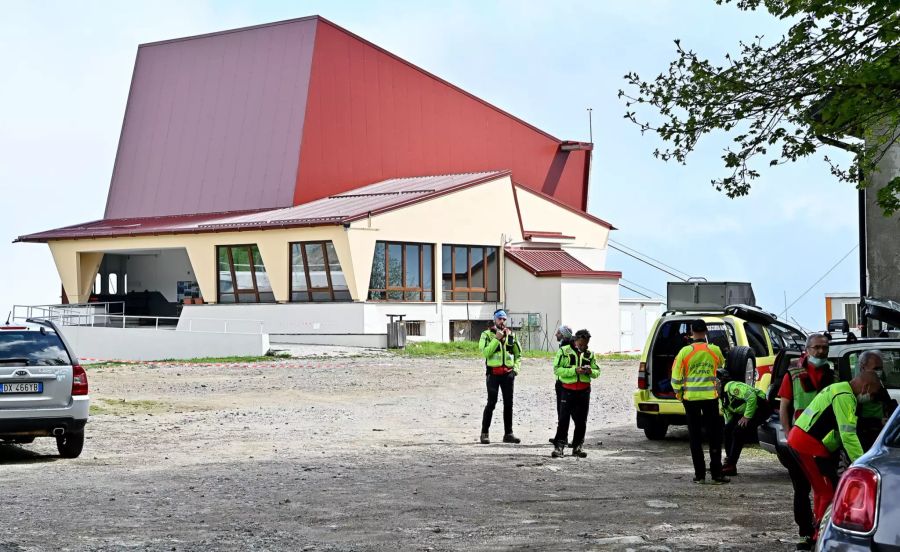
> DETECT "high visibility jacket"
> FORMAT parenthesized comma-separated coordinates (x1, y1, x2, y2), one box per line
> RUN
(553, 338, 574, 381)
(479, 328, 522, 375)
(553, 345, 600, 390)
(671, 340, 724, 401)
(787, 358, 833, 414)
(794, 381, 864, 462)
(721, 381, 766, 423)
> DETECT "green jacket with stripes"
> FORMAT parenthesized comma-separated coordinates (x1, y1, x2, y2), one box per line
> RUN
(720, 381, 766, 423)
(794, 381, 864, 462)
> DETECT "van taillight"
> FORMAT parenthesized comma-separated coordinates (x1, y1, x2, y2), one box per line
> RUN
(72, 364, 89, 396)
(832, 467, 879, 534)
(637, 362, 648, 390)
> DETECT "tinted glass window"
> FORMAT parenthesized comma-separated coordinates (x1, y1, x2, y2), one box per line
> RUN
(847, 349, 900, 389)
(766, 326, 785, 355)
(744, 322, 769, 357)
(0, 332, 72, 366)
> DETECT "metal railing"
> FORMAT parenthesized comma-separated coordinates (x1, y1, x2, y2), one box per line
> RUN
(12, 302, 264, 335)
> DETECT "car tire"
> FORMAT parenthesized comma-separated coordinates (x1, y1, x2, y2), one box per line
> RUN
(643, 420, 669, 440)
(726, 346, 756, 385)
(56, 432, 85, 458)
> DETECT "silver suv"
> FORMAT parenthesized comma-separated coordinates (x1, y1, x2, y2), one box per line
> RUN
(0, 319, 89, 458)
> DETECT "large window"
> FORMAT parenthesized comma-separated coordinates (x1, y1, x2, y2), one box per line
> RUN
(290, 241, 351, 302)
(368, 241, 433, 301)
(217, 245, 275, 303)
(442, 245, 499, 302)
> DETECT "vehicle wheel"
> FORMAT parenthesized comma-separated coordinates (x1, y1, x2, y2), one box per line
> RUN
(725, 346, 756, 385)
(56, 432, 85, 458)
(643, 420, 669, 440)
(13, 437, 35, 444)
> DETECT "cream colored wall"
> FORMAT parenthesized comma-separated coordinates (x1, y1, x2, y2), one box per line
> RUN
(47, 227, 355, 304)
(515, 186, 610, 255)
(344, 175, 523, 306)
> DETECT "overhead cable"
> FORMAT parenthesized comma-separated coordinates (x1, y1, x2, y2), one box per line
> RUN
(779, 243, 859, 318)
(619, 283, 652, 299)
(620, 278, 663, 298)
(609, 239, 692, 280)
(608, 243, 688, 282)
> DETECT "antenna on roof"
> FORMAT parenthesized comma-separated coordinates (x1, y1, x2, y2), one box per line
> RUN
(586, 107, 593, 143)
(5, 311, 10, 325)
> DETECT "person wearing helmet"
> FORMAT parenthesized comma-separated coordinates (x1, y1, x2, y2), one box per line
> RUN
(479, 309, 522, 445)
(549, 325, 575, 445)
(716, 368, 772, 476)
(551, 329, 600, 458)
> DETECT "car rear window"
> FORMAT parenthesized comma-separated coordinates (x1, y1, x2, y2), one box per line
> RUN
(0, 331, 72, 366)
(847, 349, 900, 390)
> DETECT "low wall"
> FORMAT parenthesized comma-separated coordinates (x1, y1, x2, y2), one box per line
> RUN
(59, 326, 270, 361)
(270, 333, 388, 348)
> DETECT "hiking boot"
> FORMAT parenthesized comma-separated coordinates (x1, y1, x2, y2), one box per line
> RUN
(551, 444, 565, 458)
(503, 433, 521, 444)
(710, 475, 731, 485)
(795, 536, 815, 551)
(572, 445, 587, 458)
(480, 432, 490, 444)
(721, 464, 738, 476)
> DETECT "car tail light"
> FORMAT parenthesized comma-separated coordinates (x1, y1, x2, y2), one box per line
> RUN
(72, 364, 89, 396)
(832, 466, 879, 534)
(637, 361, 648, 390)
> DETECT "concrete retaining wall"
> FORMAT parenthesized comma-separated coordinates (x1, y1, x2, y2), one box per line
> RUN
(59, 326, 270, 361)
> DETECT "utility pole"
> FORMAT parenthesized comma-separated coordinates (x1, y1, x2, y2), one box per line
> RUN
(858, 172, 868, 337)
(587, 107, 593, 143)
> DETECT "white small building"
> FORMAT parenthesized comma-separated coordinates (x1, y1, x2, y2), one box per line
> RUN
(617, 298, 666, 353)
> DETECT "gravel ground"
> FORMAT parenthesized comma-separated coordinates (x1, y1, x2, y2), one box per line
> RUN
(0, 355, 801, 551)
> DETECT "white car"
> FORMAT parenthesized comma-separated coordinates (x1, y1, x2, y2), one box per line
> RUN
(0, 319, 89, 457)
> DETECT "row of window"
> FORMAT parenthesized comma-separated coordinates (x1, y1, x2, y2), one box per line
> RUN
(216, 241, 501, 304)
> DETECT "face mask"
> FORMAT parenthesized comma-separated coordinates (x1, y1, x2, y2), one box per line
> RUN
(807, 356, 828, 367)
(857, 393, 873, 404)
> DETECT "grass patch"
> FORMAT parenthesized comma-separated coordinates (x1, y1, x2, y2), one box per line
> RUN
(393, 341, 640, 360)
(90, 398, 173, 416)
(87, 352, 292, 368)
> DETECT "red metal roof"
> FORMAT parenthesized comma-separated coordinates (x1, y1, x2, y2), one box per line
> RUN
(505, 247, 621, 279)
(100, 16, 594, 220)
(16, 172, 507, 242)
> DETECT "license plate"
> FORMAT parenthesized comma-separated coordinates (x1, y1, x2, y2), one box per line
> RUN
(1, 382, 43, 394)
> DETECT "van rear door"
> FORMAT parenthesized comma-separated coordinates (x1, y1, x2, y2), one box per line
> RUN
(0, 329, 74, 410)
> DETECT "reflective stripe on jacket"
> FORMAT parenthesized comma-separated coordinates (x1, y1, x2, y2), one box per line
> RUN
(794, 381, 864, 462)
(671, 341, 724, 401)
(553, 345, 600, 388)
(721, 381, 766, 423)
(479, 329, 522, 375)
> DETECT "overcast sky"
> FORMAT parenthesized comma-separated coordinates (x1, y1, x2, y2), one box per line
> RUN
(0, 0, 860, 331)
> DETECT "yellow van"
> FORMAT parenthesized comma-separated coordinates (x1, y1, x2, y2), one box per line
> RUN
(633, 305, 806, 440)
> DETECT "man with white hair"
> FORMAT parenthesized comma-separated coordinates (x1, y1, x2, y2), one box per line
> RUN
(856, 349, 898, 451)
(479, 309, 522, 444)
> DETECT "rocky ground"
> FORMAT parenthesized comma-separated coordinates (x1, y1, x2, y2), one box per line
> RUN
(0, 353, 801, 551)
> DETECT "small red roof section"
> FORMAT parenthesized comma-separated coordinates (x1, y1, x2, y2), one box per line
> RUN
(16, 171, 508, 242)
(505, 247, 621, 279)
(523, 230, 576, 241)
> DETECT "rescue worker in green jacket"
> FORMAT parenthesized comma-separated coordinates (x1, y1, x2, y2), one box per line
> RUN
(787, 370, 883, 542)
(855, 350, 898, 451)
(671, 319, 728, 484)
(777, 333, 835, 549)
(479, 309, 522, 444)
(551, 329, 599, 458)
(715, 369, 772, 476)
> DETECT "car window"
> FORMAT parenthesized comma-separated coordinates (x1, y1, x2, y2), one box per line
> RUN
(744, 322, 769, 357)
(846, 349, 900, 389)
(766, 326, 785, 355)
(707, 322, 736, 353)
(0, 331, 72, 366)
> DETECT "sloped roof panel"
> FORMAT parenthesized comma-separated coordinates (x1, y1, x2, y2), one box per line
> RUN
(505, 247, 621, 279)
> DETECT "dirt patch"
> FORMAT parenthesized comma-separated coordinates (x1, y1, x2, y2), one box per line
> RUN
(0, 357, 800, 551)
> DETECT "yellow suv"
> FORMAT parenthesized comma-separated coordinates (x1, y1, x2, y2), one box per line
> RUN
(634, 304, 805, 440)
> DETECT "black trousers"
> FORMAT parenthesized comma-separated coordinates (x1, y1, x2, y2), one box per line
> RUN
(554, 380, 563, 417)
(554, 387, 590, 447)
(778, 445, 815, 538)
(723, 404, 772, 465)
(683, 399, 723, 479)
(482, 373, 515, 434)
(857, 416, 884, 452)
